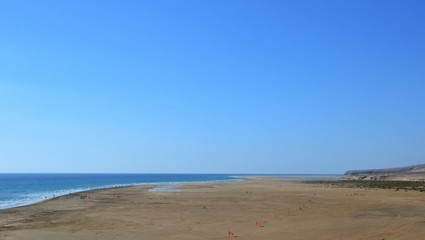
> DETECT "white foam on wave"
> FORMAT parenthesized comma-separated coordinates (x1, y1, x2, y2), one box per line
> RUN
(0, 177, 245, 210)
(0, 187, 91, 210)
(0, 182, 149, 210)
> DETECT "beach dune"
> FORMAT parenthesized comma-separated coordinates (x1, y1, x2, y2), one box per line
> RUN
(1, 178, 424, 239)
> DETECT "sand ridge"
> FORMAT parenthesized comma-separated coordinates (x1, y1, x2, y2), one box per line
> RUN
(1, 178, 425, 239)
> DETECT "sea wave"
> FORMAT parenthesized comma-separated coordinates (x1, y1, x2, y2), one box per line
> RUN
(0, 174, 243, 210)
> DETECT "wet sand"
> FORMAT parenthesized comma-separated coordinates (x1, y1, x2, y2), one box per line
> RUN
(1, 178, 425, 239)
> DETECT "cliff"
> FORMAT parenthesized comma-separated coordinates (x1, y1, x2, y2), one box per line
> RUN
(344, 164, 425, 181)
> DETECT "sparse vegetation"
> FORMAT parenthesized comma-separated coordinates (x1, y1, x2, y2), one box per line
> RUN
(303, 180, 425, 192)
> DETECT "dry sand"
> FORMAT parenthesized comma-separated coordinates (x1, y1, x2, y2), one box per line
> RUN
(1, 178, 425, 240)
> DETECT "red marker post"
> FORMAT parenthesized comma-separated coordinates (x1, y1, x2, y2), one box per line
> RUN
(228, 230, 236, 237)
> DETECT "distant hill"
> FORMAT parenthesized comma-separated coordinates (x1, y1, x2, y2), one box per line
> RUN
(345, 164, 425, 181)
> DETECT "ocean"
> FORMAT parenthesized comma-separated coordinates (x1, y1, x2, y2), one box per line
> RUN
(0, 173, 240, 209)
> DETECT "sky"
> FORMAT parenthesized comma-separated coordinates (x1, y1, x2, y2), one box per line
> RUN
(0, 0, 424, 174)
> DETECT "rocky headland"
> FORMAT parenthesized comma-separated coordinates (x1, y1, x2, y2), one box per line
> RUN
(344, 164, 425, 181)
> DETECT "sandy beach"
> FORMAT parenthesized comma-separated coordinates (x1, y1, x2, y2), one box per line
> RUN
(1, 178, 424, 240)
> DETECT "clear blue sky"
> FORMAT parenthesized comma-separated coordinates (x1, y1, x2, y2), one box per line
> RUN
(1, 0, 424, 174)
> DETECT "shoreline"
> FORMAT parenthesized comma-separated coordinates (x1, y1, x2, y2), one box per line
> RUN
(0, 184, 156, 212)
(1, 177, 425, 239)
(0, 174, 339, 211)
(0, 183, 157, 212)
(0, 175, 248, 211)
(4, 174, 420, 212)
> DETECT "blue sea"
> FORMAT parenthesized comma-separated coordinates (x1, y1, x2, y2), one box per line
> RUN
(0, 173, 240, 209)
